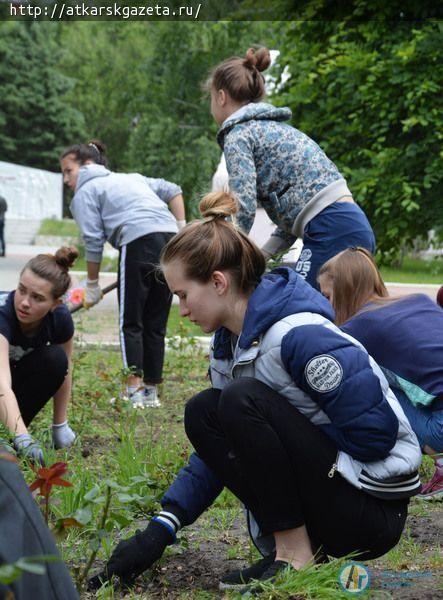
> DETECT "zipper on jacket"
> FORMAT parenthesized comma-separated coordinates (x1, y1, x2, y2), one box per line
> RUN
(328, 453, 339, 478)
(231, 357, 255, 378)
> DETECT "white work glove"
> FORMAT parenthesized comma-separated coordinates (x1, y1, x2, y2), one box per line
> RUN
(83, 279, 103, 309)
(52, 421, 76, 449)
(13, 433, 45, 465)
(176, 219, 186, 230)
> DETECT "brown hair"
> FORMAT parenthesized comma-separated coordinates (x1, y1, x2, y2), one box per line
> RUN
(318, 247, 389, 325)
(22, 246, 79, 299)
(205, 47, 271, 103)
(160, 190, 266, 294)
(59, 139, 108, 167)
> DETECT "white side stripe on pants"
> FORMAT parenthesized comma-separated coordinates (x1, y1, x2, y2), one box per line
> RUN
(119, 244, 128, 369)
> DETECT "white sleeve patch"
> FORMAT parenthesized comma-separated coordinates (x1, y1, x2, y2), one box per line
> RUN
(305, 355, 343, 393)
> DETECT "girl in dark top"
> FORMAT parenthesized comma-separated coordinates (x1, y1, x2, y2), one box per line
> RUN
(0, 247, 78, 464)
(318, 247, 443, 500)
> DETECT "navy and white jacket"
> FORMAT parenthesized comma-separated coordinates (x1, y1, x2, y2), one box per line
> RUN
(217, 102, 352, 255)
(70, 165, 182, 263)
(161, 269, 421, 550)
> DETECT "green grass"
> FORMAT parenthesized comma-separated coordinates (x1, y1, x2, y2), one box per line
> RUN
(380, 255, 443, 284)
(167, 304, 203, 337)
(5, 343, 441, 599)
(38, 218, 79, 237)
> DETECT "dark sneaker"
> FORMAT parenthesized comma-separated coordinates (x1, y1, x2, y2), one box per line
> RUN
(240, 560, 294, 595)
(219, 552, 276, 590)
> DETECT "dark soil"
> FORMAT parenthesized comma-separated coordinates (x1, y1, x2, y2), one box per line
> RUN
(82, 505, 442, 599)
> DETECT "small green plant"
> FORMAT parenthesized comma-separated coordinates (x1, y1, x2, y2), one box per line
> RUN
(57, 478, 147, 588)
(384, 528, 424, 569)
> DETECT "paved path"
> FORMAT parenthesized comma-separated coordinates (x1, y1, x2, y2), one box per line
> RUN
(1, 243, 440, 349)
(0, 244, 118, 310)
(1, 243, 440, 301)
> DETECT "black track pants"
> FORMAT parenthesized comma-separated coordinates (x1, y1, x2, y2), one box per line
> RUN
(118, 232, 174, 384)
(184, 378, 408, 559)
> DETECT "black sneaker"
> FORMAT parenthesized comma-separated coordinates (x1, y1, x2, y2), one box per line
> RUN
(219, 552, 276, 590)
(240, 560, 293, 595)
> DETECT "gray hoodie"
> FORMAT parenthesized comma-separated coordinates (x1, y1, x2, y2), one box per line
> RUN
(70, 165, 181, 262)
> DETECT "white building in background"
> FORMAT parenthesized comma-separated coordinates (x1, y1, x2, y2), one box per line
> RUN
(0, 160, 63, 220)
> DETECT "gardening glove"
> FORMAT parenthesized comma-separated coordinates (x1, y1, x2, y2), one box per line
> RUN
(83, 278, 103, 309)
(13, 433, 45, 465)
(87, 519, 174, 590)
(52, 421, 76, 449)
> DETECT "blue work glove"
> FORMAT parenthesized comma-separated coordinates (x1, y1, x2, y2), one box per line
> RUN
(13, 433, 45, 465)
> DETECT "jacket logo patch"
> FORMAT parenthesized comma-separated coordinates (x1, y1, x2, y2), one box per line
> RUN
(305, 355, 343, 393)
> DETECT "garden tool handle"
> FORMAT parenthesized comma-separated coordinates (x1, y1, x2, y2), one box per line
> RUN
(70, 281, 118, 314)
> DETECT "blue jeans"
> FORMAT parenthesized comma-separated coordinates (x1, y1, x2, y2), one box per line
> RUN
(294, 202, 375, 290)
(395, 389, 443, 452)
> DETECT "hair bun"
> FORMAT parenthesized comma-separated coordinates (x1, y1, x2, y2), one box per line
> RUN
(199, 191, 238, 220)
(55, 246, 79, 270)
(87, 139, 107, 155)
(244, 47, 271, 72)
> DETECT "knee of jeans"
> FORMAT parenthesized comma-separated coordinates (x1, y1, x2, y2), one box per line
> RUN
(184, 388, 220, 439)
(218, 379, 257, 426)
(40, 345, 68, 379)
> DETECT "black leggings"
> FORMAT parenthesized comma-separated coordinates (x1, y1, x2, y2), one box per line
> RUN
(184, 378, 408, 559)
(118, 232, 174, 384)
(10, 345, 68, 426)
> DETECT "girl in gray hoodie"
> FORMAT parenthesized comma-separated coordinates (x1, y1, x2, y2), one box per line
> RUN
(60, 140, 185, 407)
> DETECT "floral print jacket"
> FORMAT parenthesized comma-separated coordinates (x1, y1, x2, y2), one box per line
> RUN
(217, 102, 348, 251)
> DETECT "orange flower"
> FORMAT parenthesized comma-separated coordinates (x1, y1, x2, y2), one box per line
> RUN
(29, 461, 73, 497)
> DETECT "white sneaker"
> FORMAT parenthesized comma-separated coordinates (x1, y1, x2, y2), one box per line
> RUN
(143, 387, 161, 408)
(128, 387, 161, 408)
(129, 388, 148, 409)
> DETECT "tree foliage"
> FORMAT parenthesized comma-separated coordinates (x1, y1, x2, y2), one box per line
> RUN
(123, 22, 271, 217)
(58, 22, 152, 171)
(57, 21, 270, 217)
(274, 18, 443, 260)
(0, 17, 440, 257)
(0, 22, 85, 172)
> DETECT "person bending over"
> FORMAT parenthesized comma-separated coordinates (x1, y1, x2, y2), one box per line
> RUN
(60, 140, 186, 408)
(205, 46, 375, 288)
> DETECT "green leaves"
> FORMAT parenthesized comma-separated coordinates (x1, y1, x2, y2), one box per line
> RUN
(0, 555, 59, 585)
(0, 22, 85, 171)
(275, 19, 443, 262)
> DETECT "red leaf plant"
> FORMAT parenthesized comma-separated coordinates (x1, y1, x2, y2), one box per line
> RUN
(29, 462, 73, 523)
